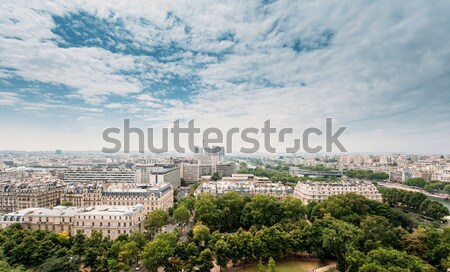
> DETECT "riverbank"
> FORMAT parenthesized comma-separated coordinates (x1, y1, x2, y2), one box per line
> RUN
(378, 182, 449, 200)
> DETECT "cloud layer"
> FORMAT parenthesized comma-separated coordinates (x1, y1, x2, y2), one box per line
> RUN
(0, 0, 449, 153)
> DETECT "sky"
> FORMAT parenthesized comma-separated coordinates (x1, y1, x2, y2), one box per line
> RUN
(0, 0, 449, 154)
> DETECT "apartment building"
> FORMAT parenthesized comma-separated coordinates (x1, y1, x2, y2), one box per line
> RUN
(61, 183, 173, 215)
(195, 180, 293, 199)
(23, 206, 81, 234)
(0, 182, 63, 214)
(74, 205, 145, 240)
(62, 184, 103, 207)
(0, 208, 42, 229)
(293, 180, 382, 204)
(0, 204, 145, 240)
(102, 184, 173, 214)
(64, 170, 135, 183)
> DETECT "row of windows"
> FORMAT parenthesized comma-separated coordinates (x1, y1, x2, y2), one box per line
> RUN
(76, 221, 135, 227)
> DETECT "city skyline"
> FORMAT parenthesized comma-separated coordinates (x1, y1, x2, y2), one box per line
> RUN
(1, 1, 450, 153)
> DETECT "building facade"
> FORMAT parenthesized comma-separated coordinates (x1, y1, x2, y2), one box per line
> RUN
(0, 204, 145, 240)
(61, 183, 174, 215)
(195, 180, 293, 199)
(149, 167, 180, 188)
(0, 182, 64, 214)
(64, 170, 135, 183)
(293, 180, 382, 204)
(74, 205, 145, 240)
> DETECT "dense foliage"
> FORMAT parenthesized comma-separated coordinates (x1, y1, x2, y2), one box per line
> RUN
(0, 226, 147, 272)
(238, 166, 339, 184)
(0, 191, 449, 272)
(379, 187, 449, 220)
(345, 169, 389, 180)
(405, 178, 450, 194)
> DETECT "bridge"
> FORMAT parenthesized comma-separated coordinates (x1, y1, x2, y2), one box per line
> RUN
(289, 168, 345, 178)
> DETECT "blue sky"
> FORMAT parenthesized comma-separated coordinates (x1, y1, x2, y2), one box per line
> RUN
(0, 0, 449, 153)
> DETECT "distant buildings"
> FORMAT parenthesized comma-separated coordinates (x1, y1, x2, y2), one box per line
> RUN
(0, 169, 27, 181)
(64, 170, 135, 183)
(180, 163, 213, 182)
(432, 169, 450, 182)
(148, 167, 180, 188)
(289, 166, 344, 178)
(180, 162, 238, 182)
(293, 180, 382, 204)
(0, 204, 145, 240)
(195, 174, 293, 199)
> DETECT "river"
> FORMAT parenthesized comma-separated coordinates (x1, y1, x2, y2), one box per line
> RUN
(429, 196, 450, 210)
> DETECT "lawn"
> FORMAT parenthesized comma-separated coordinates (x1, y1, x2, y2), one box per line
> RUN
(240, 259, 324, 272)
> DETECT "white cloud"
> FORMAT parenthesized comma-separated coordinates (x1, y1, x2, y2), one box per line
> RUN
(0, 0, 449, 152)
(0, 92, 21, 105)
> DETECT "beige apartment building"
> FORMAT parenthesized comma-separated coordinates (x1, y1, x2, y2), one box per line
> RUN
(24, 206, 80, 234)
(294, 180, 382, 204)
(0, 204, 145, 240)
(62, 184, 102, 207)
(62, 183, 173, 215)
(101, 184, 173, 214)
(195, 179, 293, 199)
(74, 205, 145, 240)
(0, 182, 64, 214)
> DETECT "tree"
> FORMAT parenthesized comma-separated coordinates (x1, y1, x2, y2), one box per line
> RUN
(83, 230, 109, 270)
(216, 191, 245, 231)
(425, 201, 449, 219)
(144, 210, 169, 238)
(195, 248, 214, 272)
(195, 193, 220, 230)
(253, 226, 287, 260)
(179, 196, 195, 212)
(351, 248, 435, 271)
(118, 241, 139, 268)
(268, 257, 276, 272)
(214, 239, 229, 271)
(39, 256, 79, 272)
(241, 195, 283, 228)
(193, 223, 210, 246)
(142, 238, 174, 272)
(257, 259, 265, 272)
(281, 196, 306, 222)
(173, 205, 190, 232)
(359, 215, 404, 252)
(405, 178, 427, 188)
(322, 219, 363, 271)
(71, 231, 86, 256)
(211, 172, 220, 181)
(129, 231, 147, 250)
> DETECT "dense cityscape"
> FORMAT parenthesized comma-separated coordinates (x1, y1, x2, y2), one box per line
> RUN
(0, 151, 449, 271)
